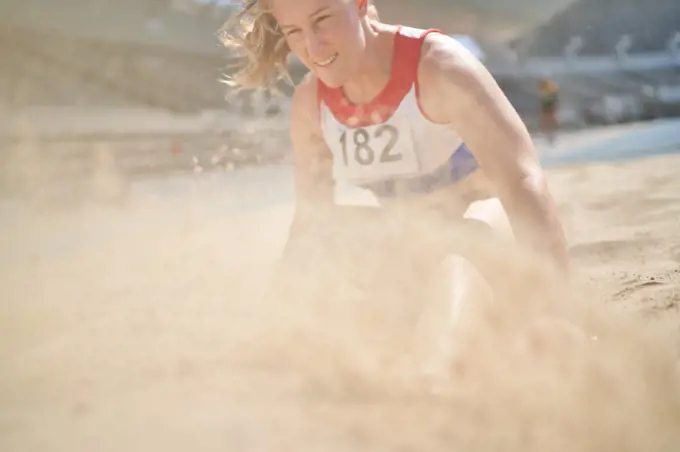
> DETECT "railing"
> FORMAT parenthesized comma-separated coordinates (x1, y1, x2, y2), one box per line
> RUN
(489, 33, 680, 78)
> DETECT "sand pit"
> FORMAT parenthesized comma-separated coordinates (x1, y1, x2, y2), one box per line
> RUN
(1, 147, 680, 451)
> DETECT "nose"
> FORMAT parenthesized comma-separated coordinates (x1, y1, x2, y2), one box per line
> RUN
(304, 29, 327, 61)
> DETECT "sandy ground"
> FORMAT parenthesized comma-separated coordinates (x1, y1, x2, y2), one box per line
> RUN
(1, 147, 680, 451)
(551, 154, 680, 332)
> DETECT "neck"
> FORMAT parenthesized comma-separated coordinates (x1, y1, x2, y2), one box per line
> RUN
(341, 21, 393, 105)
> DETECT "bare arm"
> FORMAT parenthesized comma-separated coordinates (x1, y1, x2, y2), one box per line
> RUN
(279, 75, 384, 280)
(418, 36, 569, 272)
(285, 73, 336, 251)
(287, 74, 387, 237)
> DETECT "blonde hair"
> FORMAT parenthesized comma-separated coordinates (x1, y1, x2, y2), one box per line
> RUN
(219, 0, 291, 90)
(219, 0, 379, 90)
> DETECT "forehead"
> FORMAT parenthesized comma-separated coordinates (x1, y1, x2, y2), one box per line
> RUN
(269, 0, 350, 23)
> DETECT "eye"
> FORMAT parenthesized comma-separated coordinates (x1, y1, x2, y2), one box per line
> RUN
(315, 15, 331, 24)
(284, 28, 301, 37)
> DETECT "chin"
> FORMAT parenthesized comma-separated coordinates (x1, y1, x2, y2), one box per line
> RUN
(318, 76, 342, 88)
(311, 56, 349, 88)
(315, 70, 348, 89)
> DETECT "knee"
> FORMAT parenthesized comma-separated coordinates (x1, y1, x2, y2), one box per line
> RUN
(446, 254, 494, 326)
(463, 198, 513, 240)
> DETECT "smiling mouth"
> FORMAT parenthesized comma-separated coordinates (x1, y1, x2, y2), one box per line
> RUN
(314, 53, 338, 67)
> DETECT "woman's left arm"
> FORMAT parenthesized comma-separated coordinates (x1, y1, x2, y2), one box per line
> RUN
(418, 35, 569, 273)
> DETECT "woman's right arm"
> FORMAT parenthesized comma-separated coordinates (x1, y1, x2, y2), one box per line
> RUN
(287, 74, 335, 239)
(279, 75, 393, 288)
(264, 74, 344, 303)
(284, 74, 336, 252)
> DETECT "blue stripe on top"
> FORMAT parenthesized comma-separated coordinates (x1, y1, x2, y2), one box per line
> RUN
(358, 143, 479, 198)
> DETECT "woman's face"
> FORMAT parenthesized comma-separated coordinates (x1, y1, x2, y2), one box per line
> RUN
(270, 0, 368, 87)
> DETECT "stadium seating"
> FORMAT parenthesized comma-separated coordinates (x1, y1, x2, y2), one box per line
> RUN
(0, 0, 283, 113)
(514, 0, 680, 57)
(496, 0, 680, 125)
(0, 25, 233, 112)
(1, 0, 678, 131)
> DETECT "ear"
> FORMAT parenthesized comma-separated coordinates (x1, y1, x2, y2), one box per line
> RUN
(357, 0, 368, 17)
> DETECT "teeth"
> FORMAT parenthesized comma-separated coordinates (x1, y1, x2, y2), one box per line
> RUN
(315, 54, 337, 67)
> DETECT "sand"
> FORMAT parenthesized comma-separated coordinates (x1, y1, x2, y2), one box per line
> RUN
(1, 149, 679, 452)
(550, 154, 680, 337)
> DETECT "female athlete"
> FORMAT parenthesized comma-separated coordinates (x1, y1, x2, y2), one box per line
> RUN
(220, 0, 570, 347)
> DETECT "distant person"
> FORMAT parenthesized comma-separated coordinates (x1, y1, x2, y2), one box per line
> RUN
(220, 0, 569, 357)
(539, 78, 559, 145)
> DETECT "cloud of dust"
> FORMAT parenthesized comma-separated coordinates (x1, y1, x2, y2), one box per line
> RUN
(0, 124, 128, 209)
(1, 135, 679, 452)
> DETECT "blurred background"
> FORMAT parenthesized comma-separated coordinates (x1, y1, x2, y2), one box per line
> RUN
(2, 4, 680, 451)
(0, 0, 679, 179)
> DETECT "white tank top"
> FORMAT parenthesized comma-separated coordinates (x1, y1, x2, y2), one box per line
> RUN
(317, 26, 479, 198)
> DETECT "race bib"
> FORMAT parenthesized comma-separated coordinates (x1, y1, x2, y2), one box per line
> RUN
(325, 112, 420, 181)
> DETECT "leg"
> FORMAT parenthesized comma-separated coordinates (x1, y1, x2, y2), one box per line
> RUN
(423, 198, 586, 380)
(416, 197, 513, 377)
(451, 197, 513, 322)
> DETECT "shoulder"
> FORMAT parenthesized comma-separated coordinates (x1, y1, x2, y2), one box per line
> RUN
(290, 72, 321, 126)
(289, 72, 329, 158)
(416, 33, 499, 121)
(418, 32, 488, 89)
